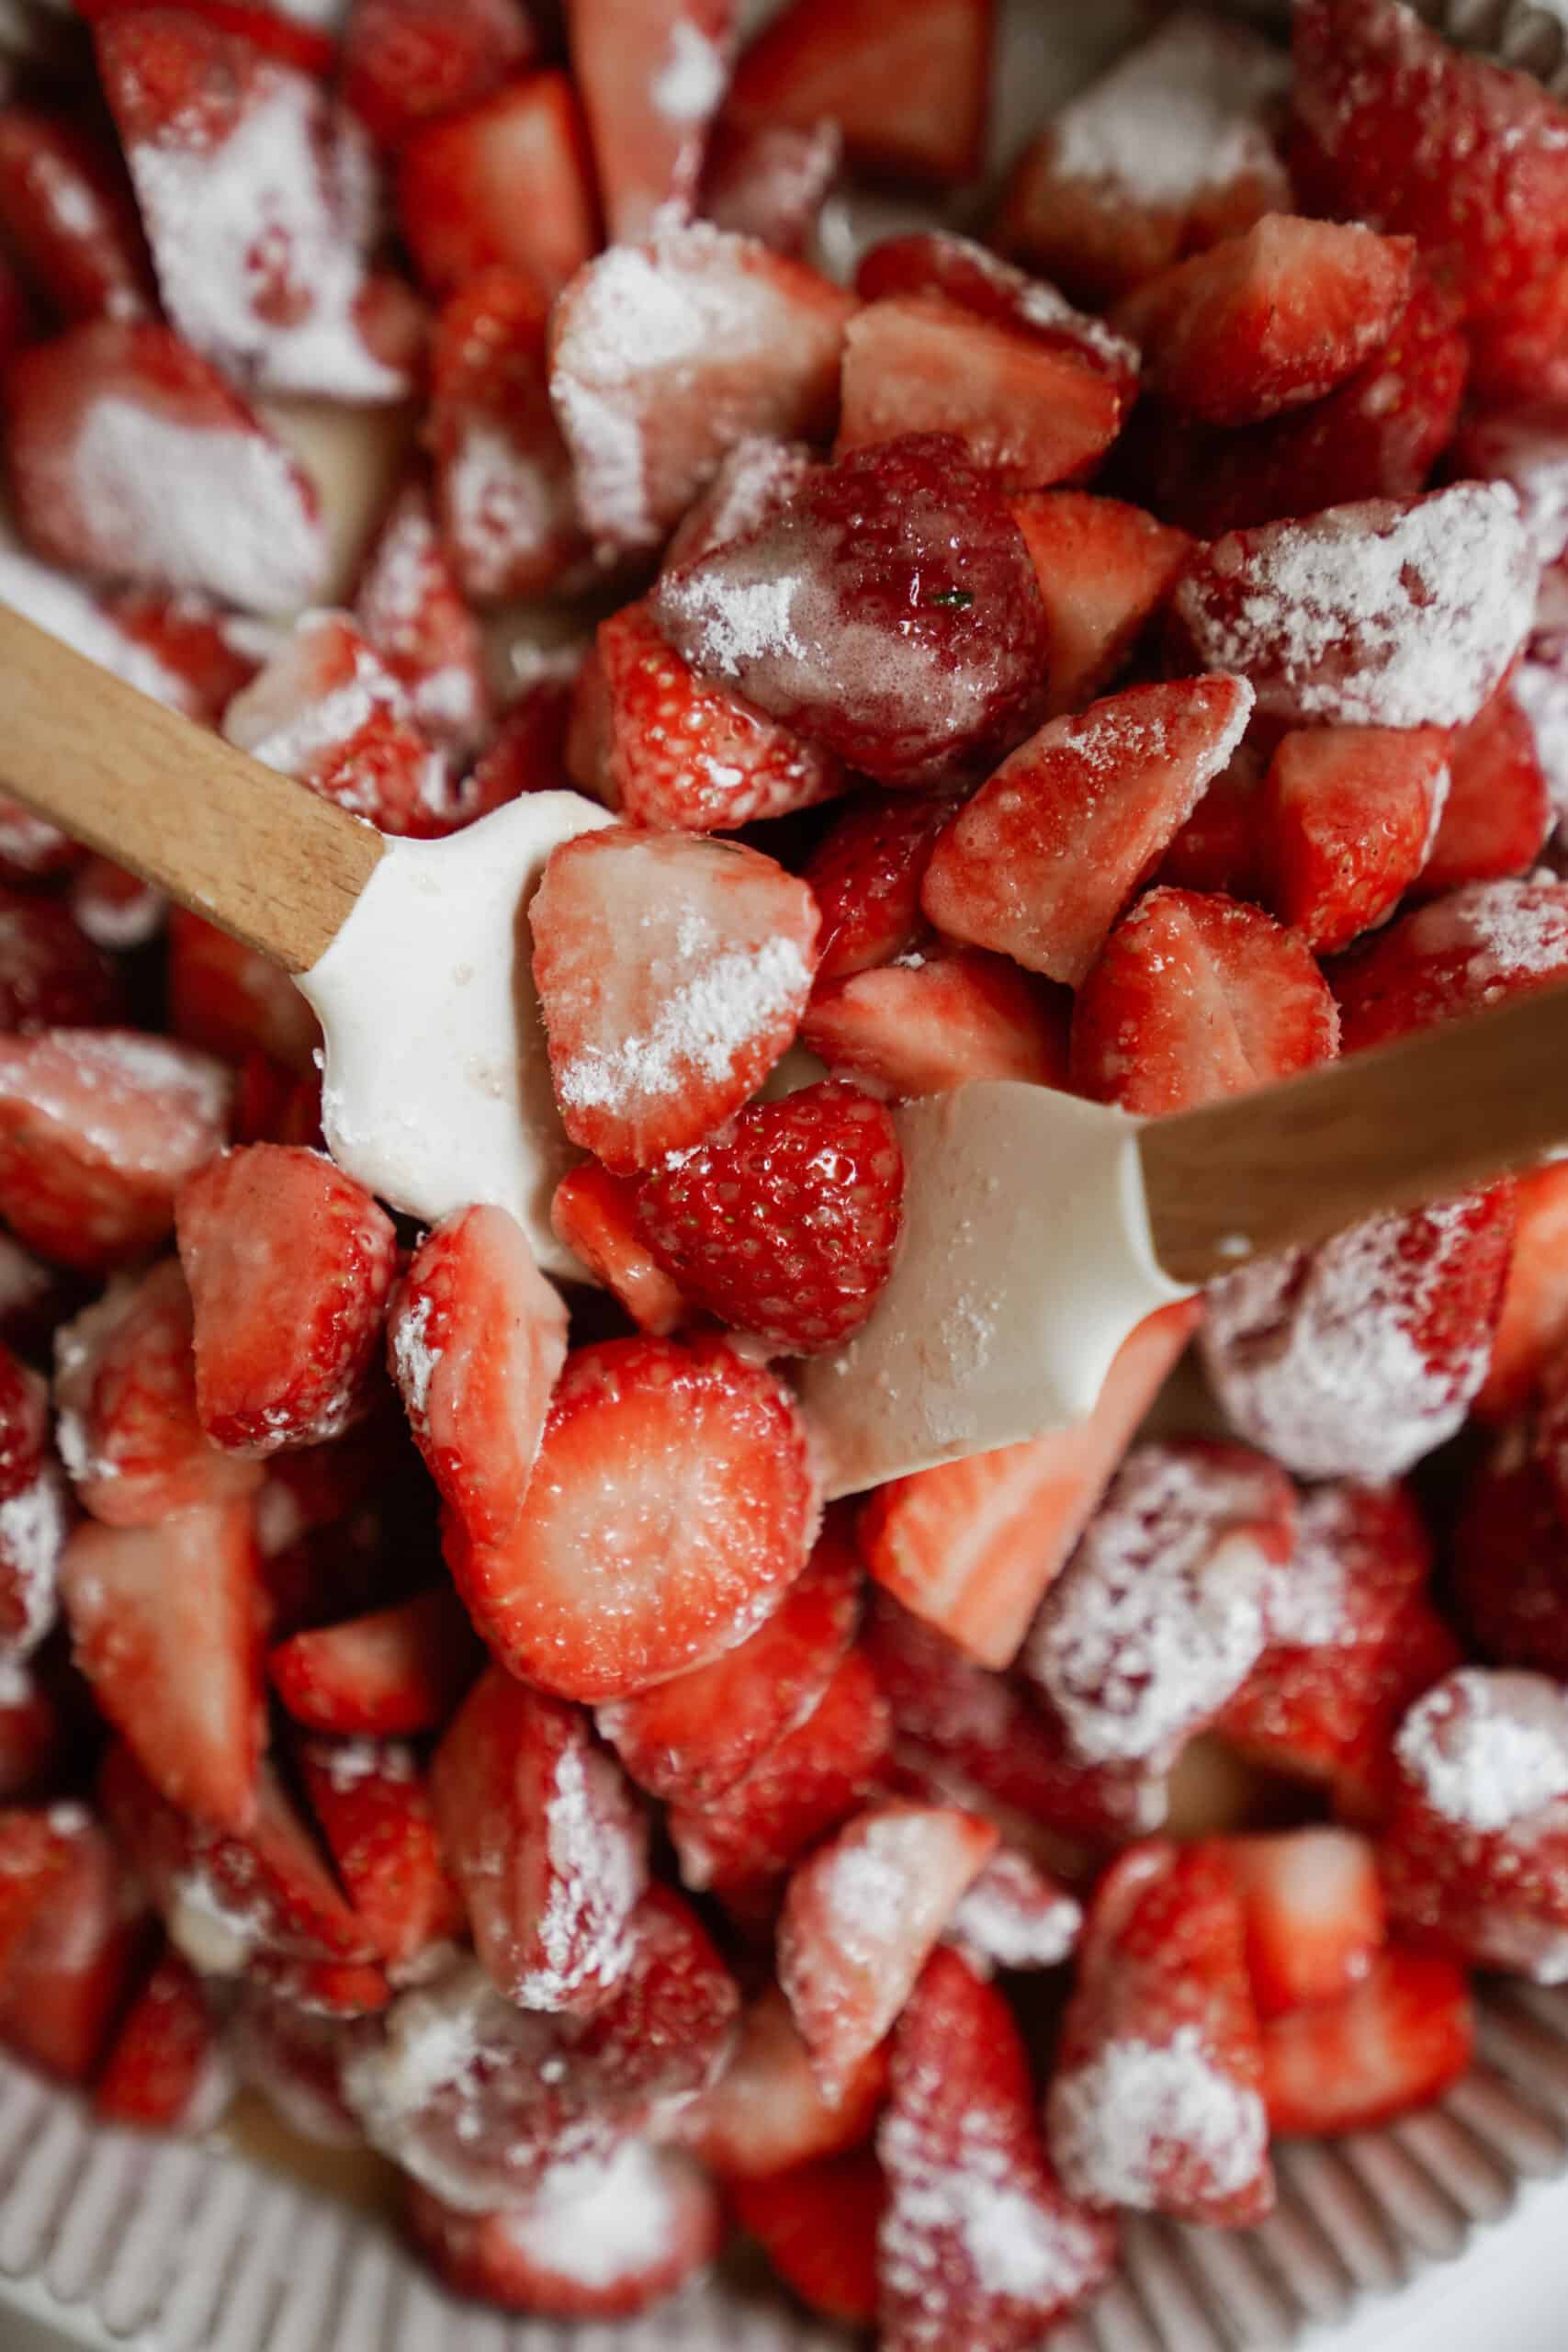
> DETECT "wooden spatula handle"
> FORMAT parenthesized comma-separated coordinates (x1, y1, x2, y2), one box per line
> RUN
(0, 605, 382, 972)
(1140, 980, 1568, 1283)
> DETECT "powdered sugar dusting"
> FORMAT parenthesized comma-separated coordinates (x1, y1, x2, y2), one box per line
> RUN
(1047, 12, 1289, 210)
(496, 2142, 685, 2287)
(0, 525, 197, 708)
(168, 1868, 269, 1977)
(948, 1849, 1081, 1972)
(518, 1732, 645, 2010)
(1462, 410, 1568, 568)
(652, 20, 726, 123)
(1397, 1669, 1568, 1831)
(389, 1293, 442, 1426)
(1048, 2023, 1269, 2211)
(0, 1462, 66, 1657)
(555, 933, 811, 1112)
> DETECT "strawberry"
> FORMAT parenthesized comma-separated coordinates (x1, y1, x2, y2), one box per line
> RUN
(1259, 1948, 1472, 2138)
(167, 909, 320, 1077)
(0, 1030, 230, 1273)
(880, 1945, 1117, 2351)
(1261, 723, 1451, 954)
(804, 791, 961, 986)
(569, 0, 735, 243)
(297, 1736, 464, 1979)
(0, 1806, 146, 2083)
(685, 1982, 887, 2179)
(465, 678, 573, 807)
(598, 601, 844, 834)
(0, 105, 154, 324)
(922, 676, 1254, 987)
(1220, 1827, 1385, 2018)
(448, 1336, 819, 1702)
(432, 1668, 647, 2012)
(1336, 877, 1568, 1052)
(564, 643, 612, 795)
(406, 2143, 723, 2319)
(1010, 489, 1192, 719)
(1417, 682, 1551, 899)
(1170, 486, 1536, 732)
(650, 433, 1050, 787)
(352, 479, 490, 755)
(1046, 1842, 1273, 2227)
(4, 320, 327, 612)
(1025, 1441, 1296, 1776)
(67, 857, 166, 955)
(77, 0, 339, 77)
(229, 1982, 372, 2147)
(0, 1808, 84, 1982)
(1456, 1432, 1568, 1680)
(388, 1204, 567, 1548)
(397, 71, 595, 305)
(0, 890, 120, 1035)
(0, 1342, 64, 1655)
(859, 1298, 1202, 1673)
(177, 1145, 398, 1456)
(550, 224, 852, 558)
(733, 2148, 886, 2327)
(1156, 738, 1269, 899)
(1476, 1166, 1568, 1421)
(1450, 405, 1568, 571)
(854, 231, 1141, 397)
(530, 826, 818, 1171)
(663, 430, 814, 570)
(0, 1666, 67, 1800)
(994, 13, 1289, 307)
(699, 116, 840, 257)
(728, 0, 991, 188)
(268, 1584, 481, 1736)
(597, 1518, 860, 1804)
(341, 0, 536, 150)
(549, 1163, 686, 1336)
(946, 1845, 1082, 1975)
(1071, 887, 1339, 1119)
(801, 948, 1070, 1100)
(95, 1946, 228, 2132)
(836, 298, 1126, 492)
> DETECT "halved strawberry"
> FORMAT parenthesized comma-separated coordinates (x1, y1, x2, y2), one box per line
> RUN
(804, 791, 960, 986)
(801, 948, 1070, 1100)
(1261, 723, 1451, 953)
(699, 115, 840, 256)
(95, 1946, 228, 2132)
(341, 0, 536, 149)
(733, 2148, 885, 2328)
(0, 1806, 146, 2084)
(1046, 1841, 1273, 2227)
(1220, 1826, 1385, 2018)
(550, 223, 852, 557)
(298, 1736, 464, 1979)
(167, 910, 320, 1077)
(946, 1844, 1082, 1975)
(1071, 886, 1340, 1118)
(685, 1981, 887, 2178)
(728, 0, 992, 187)
(530, 826, 818, 1171)
(854, 231, 1140, 397)
(0, 1347, 66, 1657)
(881, 1945, 1117, 2350)
(570, 0, 735, 243)
(397, 71, 598, 300)
(353, 479, 490, 755)
(1010, 490, 1191, 719)
(650, 433, 1050, 788)
(0, 1030, 230, 1273)
(1336, 876, 1568, 1052)
(1260, 1948, 1472, 2137)
(859, 1298, 1202, 1673)
(1418, 682, 1551, 899)
(268, 1584, 481, 1736)
(550, 1162, 686, 1335)
(177, 1145, 398, 1456)
(0, 104, 153, 324)
(922, 676, 1254, 986)
(388, 1204, 566, 1548)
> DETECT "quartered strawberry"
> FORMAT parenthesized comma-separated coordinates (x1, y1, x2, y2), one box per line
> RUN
(1046, 1841, 1273, 2227)
(570, 0, 734, 243)
(388, 1204, 566, 1548)
(0, 890, 119, 1036)
(651, 433, 1050, 788)
(699, 115, 840, 256)
(801, 948, 1070, 1100)
(1336, 877, 1568, 1052)
(859, 1298, 1201, 1672)
(854, 232, 1141, 397)
(597, 1518, 860, 1804)
(298, 1736, 464, 1979)
(685, 1981, 887, 2178)
(734, 2148, 885, 2328)
(0, 1806, 146, 2084)
(1476, 1166, 1568, 1421)
(0, 1030, 230, 1274)
(1171, 486, 1537, 732)
(530, 826, 818, 1171)
(406, 2143, 723, 2320)
(269, 1584, 481, 1736)
(1260, 1948, 1472, 2137)
(397, 71, 597, 300)
(729, 0, 991, 187)
(1156, 737, 1269, 899)
(177, 1145, 398, 1456)
(550, 223, 852, 558)
(1071, 887, 1339, 1118)
(994, 12, 1289, 307)
(598, 600, 844, 832)
(95, 1945, 228, 2132)
(448, 1335, 820, 1702)
(1418, 682, 1551, 899)
(0, 104, 153, 324)
(1025, 1441, 1296, 1776)
(167, 910, 320, 1077)
(341, 0, 536, 149)
(1010, 490, 1191, 719)
(550, 1163, 686, 1336)
(922, 676, 1254, 987)
(1261, 723, 1451, 954)
(805, 791, 960, 987)
(881, 1946, 1116, 2352)
(353, 479, 490, 755)
(1220, 1826, 1384, 2018)
(4, 320, 326, 613)
(946, 1844, 1082, 1975)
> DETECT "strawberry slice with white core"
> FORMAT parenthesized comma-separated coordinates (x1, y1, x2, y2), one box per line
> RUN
(432, 1667, 648, 2013)
(946, 1846, 1083, 1976)
(530, 825, 818, 1172)
(728, 0, 993, 188)
(1222, 1826, 1385, 2018)
(268, 1585, 481, 1736)
(569, 0, 735, 243)
(388, 1204, 567, 1548)
(297, 1736, 465, 1982)
(684, 1981, 888, 2179)
(801, 949, 1071, 1100)
(550, 1162, 688, 1336)
(1260, 1951, 1473, 2137)
(1009, 489, 1192, 718)
(353, 479, 491, 756)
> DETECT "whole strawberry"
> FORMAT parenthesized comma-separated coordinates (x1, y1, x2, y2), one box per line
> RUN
(637, 1081, 903, 1353)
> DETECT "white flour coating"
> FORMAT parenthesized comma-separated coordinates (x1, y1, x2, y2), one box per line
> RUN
(652, 20, 727, 122)
(1046, 11, 1289, 209)
(0, 525, 197, 707)
(389, 1293, 442, 1426)
(1396, 1670, 1568, 1832)
(1047, 2024, 1269, 2211)
(494, 2143, 685, 2287)
(555, 934, 812, 1112)
(516, 1732, 644, 2009)
(0, 1463, 67, 1656)
(948, 1849, 1081, 1972)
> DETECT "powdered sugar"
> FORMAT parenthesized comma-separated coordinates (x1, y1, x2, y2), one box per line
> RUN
(1462, 409, 1568, 567)
(495, 2142, 687, 2287)
(948, 1849, 1081, 1972)
(1515, 644, 1568, 826)
(0, 526, 197, 707)
(319, 1737, 414, 1792)
(0, 1463, 66, 1657)
(555, 933, 811, 1113)
(1047, 2023, 1269, 2212)
(168, 1868, 269, 1976)
(1396, 1669, 1568, 1831)
(389, 1294, 442, 1426)
(1046, 12, 1289, 210)
(652, 20, 726, 123)
(518, 1732, 645, 2011)
(442, 417, 578, 605)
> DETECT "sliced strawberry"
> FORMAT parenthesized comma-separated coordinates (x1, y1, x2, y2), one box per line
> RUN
(854, 231, 1140, 396)
(0, 1806, 146, 2083)
(388, 1204, 566, 1548)
(549, 1163, 686, 1336)
(804, 791, 960, 986)
(1260, 1948, 1472, 2138)
(398, 71, 597, 300)
(0, 104, 153, 325)
(994, 13, 1289, 307)
(922, 676, 1253, 987)
(1156, 737, 1269, 899)
(95, 1946, 228, 2132)
(1262, 723, 1451, 954)
(699, 115, 840, 257)
(881, 1945, 1117, 2351)
(341, 0, 536, 149)
(352, 478, 490, 755)
(686, 1981, 887, 2179)
(530, 825, 818, 1171)
(268, 1584, 480, 1736)
(167, 909, 320, 1077)
(734, 2148, 885, 2328)
(802, 949, 1069, 1100)
(728, 0, 991, 187)
(946, 1844, 1082, 1975)
(177, 1145, 398, 1455)
(1418, 682, 1551, 899)
(1046, 1841, 1272, 2226)
(1336, 876, 1568, 1052)
(1476, 1166, 1568, 1421)
(406, 2143, 723, 2319)
(550, 224, 852, 558)
(1025, 1441, 1295, 1776)
(1221, 1826, 1385, 2018)
(650, 433, 1050, 787)
(1010, 489, 1191, 719)
(298, 1735, 464, 1978)
(570, 0, 734, 243)
(0, 1030, 230, 1273)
